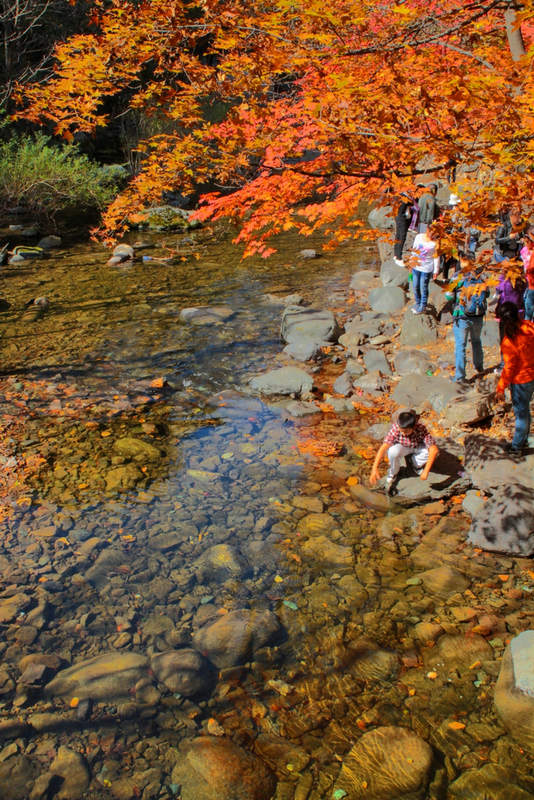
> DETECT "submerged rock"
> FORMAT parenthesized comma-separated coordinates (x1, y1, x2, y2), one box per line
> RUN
(171, 737, 276, 800)
(113, 436, 162, 462)
(50, 747, 90, 800)
(105, 463, 143, 492)
(334, 726, 433, 799)
(280, 306, 342, 350)
(193, 609, 281, 668)
(45, 652, 149, 701)
(150, 649, 213, 697)
(249, 367, 313, 398)
(448, 764, 534, 800)
(180, 305, 235, 324)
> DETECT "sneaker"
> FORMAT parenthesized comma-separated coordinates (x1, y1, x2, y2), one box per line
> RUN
(504, 442, 524, 455)
(394, 258, 405, 267)
(385, 477, 398, 496)
(412, 308, 422, 315)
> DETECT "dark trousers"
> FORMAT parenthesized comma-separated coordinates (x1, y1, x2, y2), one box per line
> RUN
(394, 217, 410, 260)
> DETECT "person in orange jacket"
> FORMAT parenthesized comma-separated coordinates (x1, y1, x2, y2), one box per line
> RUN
(496, 301, 534, 453)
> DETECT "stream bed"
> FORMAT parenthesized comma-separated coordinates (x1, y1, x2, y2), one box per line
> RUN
(0, 225, 532, 800)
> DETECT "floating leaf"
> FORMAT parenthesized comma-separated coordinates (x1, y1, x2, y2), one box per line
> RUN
(448, 721, 466, 730)
(70, 697, 80, 708)
(333, 791, 347, 800)
(283, 600, 298, 610)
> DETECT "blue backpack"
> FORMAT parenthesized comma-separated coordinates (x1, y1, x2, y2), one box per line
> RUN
(454, 274, 488, 317)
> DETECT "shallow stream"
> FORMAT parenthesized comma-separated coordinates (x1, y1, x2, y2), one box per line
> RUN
(0, 225, 532, 800)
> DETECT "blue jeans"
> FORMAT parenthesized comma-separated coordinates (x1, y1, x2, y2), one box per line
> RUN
(524, 289, 534, 321)
(412, 269, 431, 312)
(510, 380, 534, 449)
(453, 316, 484, 381)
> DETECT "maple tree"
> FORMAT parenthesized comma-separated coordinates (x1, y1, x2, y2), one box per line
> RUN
(14, 0, 534, 256)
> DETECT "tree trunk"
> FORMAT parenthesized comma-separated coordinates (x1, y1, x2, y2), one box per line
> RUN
(505, 7, 526, 62)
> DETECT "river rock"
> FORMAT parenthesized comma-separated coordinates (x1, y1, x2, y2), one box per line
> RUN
(334, 726, 433, 800)
(180, 305, 235, 324)
(194, 544, 248, 581)
(249, 367, 313, 397)
(192, 609, 281, 668)
(350, 270, 380, 291)
(448, 764, 534, 800)
(333, 371, 353, 396)
(150, 649, 213, 697)
(45, 652, 149, 701)
(346, 358, 365, 377)
(37, 235, 62, 249)
(280, 306, 342, 348)
(300, 535, 352, 568)
(468, 484, 534, 555)
(105, 463, 143, 492)
(171, 737, 276, 800)
(136, 205, 191, 231)
(362, 348, 392, 375)
(417, 565, 469, 599)
(113, 436, 161, 462)
(297, 512, 337, 535)
(368, 206, 394, 230)
(353, 369, 390, 394)
(50, 746, 90, 800)
(494, 631, 534, 751)
(351, 640, 399, 682)
(399, 309, 438, 345)
(0, 593, 31, 624)
(380, 259, 410, 288)
(392, 373, 459, 412)
(394, 348, 431, 376)
(368, 286, 406, 313)
(349, 483, 391, 511)
(0, 755, 37, 800)
(113, 244, 135, 260)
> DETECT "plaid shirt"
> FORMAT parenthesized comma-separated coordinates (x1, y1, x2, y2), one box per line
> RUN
(384, 422, 435, 449)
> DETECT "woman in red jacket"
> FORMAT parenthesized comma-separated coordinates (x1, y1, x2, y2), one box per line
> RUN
(496, 302, 534, 453)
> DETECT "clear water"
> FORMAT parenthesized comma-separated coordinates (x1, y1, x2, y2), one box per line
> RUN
(0, 226, 531, 799)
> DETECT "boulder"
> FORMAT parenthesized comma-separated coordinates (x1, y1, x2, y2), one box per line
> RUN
(494, 631, 534, 752)
(171, 737, 276, 800)
(394, 348, 431, 377)
(135, 205, 191, 231)
(368, 206, 395, 230)
(350, 270, 380, 291)
(442, 390, 492, 426)
(464, 434, 534, 492)
(468, 483, 534, 555)
(112, 436, 161, 463)
(334, 726, 433, 800)
(362, 348, 392, 375)
(380, 259, 410, 288)
(45, 652, 149, 701)
(280, 306, 342, 346)
(150, 649, 213, 697)
(192, 609, 281, 668)
(399, 309, 438, 345)
(368, 286, 406, 313)
(249, 367, 313, 398)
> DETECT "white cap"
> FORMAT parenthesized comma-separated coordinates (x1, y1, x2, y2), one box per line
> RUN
(448, 193, 461, 206)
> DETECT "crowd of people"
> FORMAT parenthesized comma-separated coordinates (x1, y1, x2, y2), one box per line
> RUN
(370, 189, 534, 494)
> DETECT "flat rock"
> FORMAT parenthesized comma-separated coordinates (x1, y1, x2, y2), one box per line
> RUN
(192, 609, 281, 668)
(334, 726, 433, 800)
(368, 286, 406, 313)
(45, 652, 149, 701)
(392, 373, 459, 412)
(291, 495, 323, 513)
(180, 305, 235, 324)
(425, 634, 493, 672)
(494, 631, 534, 752)
(349, 484, 391, 512)
(150, 649, 213, 697)
(249, 367, 313, 398)
(468, 484, 534, 555)
(297, 512, 337, 535)
(280, 306, 342, 346)
(464, 434, 534, 492)
(282, 340, 322, 361)
(171, 737, 276, 800)
(417, 565, 469, 599)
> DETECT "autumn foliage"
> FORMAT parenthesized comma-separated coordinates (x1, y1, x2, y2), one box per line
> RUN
(15, 0, 534, 255)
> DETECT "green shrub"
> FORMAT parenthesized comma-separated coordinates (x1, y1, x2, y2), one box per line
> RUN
(0, 132, 124, 220)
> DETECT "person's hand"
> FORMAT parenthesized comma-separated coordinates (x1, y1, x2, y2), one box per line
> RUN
(370, 467, 380, 486)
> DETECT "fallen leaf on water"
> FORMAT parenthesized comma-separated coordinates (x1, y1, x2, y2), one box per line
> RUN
(448, 721, 466, 730)
(207, 718, 225, 736)
(100, 430, 112, 438)
(347, 475, 359, 486)
(70, 697, 79, 708)
(498, 574, 509, 582)
(426, 671, 438, 680)
(274, 575, 284, 583)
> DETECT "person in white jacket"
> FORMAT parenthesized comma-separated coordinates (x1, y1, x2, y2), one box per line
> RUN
(409, 223, 440, 314)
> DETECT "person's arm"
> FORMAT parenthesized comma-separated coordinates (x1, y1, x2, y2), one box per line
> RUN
(496, 338, 518, 395)
(370, 441, 390, 486)
(420, 444, 439, 480)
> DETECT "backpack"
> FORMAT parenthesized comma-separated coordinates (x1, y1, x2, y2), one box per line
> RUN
(454, 274, 488, 317)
